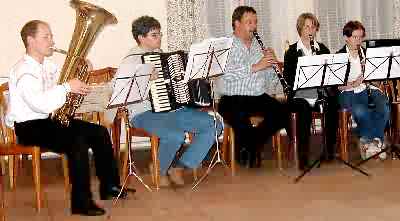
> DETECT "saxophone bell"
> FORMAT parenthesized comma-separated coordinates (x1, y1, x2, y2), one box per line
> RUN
(52, 0, 117, 127)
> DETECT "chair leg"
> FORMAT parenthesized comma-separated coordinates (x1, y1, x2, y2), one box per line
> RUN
(0, 157, 5, 176)
(31, 148, 41, 212)
(121, 148, 128, 185)
(150, 136, 160, 190)
(9, 155, 17, 190)
(192, 168, 198, 181)
(274, 132, 284, 169)
(229, 127, 236, 176)
(0, 172, 5, 221)
(221, 127, 229, 162)
(61, 154, 70, 199)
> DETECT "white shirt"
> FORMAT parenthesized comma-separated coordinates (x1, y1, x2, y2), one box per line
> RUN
(6, 54, 70, 127)
(344, 45, 367, 93)
(296, 38, 320, 56)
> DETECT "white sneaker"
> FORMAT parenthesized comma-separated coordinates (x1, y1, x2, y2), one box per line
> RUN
(373, 138, 387, 160)
(365, 142, 381, 159)
(359, 138, 369, 160)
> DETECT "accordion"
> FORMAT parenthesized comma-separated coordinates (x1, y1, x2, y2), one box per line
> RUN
(142, 51, 211, 112)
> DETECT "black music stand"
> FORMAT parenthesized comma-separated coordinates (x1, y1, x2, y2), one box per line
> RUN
(183, 37, 233, 189)
(107, 64, 153, 203)
(293, 53, 369, 183)
(356, 46, 400, 166)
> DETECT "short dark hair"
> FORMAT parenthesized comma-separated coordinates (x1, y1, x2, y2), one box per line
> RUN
(20, 20, 48, 48)
(343, 20, 366, 37)
(131, 16, 161, 44)
(296, 13, 320, 36)
(231, 6, 257, 30)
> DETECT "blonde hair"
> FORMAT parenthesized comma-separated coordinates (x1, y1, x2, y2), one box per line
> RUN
(296, 13, 320, 36)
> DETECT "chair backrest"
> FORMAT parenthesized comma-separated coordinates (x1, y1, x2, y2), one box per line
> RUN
(0, 83, 16, 145)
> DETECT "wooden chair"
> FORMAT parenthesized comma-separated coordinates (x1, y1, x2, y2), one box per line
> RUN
(0, 83, 69, 212)
(113, 108, 236, 190)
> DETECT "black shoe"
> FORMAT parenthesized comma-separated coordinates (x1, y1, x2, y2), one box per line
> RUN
(100, 185, 134, 200)
(249, 150, 262, 168)
(71, 201, 106, 216)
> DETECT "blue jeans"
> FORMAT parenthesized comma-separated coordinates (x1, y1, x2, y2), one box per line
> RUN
(131, 107, 222, 175)
(338, 89, 390, 141)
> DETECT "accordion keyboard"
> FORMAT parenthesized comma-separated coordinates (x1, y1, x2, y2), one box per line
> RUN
(142, 53, 172, 112)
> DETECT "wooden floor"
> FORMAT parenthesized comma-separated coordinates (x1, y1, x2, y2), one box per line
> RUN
(2, 155, 400, 221)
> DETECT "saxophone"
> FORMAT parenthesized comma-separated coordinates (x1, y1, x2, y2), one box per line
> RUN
(52, 0, 117, 126)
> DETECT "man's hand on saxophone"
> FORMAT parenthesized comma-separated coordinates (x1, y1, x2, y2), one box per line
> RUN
(68, 78, 90, 95)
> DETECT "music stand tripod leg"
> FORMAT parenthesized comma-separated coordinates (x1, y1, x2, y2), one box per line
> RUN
(192, 81, 229, 190)
(294, 105, 369, 183)
(192, 139, 229, 190)
(113, 125, 152, 205)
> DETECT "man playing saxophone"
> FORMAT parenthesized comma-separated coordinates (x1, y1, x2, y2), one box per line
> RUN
(6, 20, 129, 216)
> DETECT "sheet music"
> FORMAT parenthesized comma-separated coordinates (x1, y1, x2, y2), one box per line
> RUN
(184, 37, 233, 82)
(294, 53, 348, 90)
(364, 47, 392, 80)
(107, 64, 152, 109)
(76, 83, 112, 113)
(324, 53, 349, 86)
(391, 46, 400, 78)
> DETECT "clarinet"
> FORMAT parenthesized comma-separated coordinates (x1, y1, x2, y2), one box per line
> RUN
(357, 47, 365, 73)
(309, 34, 317, 55)
(310, 35, 325, 112)
(252, 31, 292, 97)
(358, 47, 375, 108)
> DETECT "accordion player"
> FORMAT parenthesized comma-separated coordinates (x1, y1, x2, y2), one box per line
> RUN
(142, 51, 211, 112)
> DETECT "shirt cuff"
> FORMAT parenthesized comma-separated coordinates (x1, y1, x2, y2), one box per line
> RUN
(62, 83, 72, 93)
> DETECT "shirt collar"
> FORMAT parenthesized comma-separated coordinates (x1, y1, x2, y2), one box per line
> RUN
(23, 54, 53, 68)
(296, 38, 320, 54)
(345, 45, 365, 61)
(232, 34, 258, 51)
(127, 46, 161, 55)
(24, 54, 41, 66)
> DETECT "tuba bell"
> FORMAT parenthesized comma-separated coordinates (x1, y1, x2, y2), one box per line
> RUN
(52, 0, 117, 126)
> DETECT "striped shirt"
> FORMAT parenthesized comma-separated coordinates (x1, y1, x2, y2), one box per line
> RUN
(218, 35, 283, 96)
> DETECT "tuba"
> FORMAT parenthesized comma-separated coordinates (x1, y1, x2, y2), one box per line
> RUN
(52, 0, 117, 126)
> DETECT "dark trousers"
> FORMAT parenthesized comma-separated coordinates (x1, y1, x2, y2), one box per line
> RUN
(219, 94, 311, 168)
(14, 118, 120, 208)
(316, 93, 339, 159)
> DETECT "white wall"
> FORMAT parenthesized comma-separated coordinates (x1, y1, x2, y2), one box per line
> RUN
(0, 0, 168, 77)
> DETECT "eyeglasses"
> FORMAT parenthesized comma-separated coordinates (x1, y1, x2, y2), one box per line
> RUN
(351, 35, 364, 40)
(147, 32, 163, 38)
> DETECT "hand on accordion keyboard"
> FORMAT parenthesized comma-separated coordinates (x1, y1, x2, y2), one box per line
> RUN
(149, 68, 158, 80)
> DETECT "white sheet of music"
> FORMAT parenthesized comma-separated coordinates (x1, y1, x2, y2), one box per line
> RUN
(107, 64, 152, 109)
(295, 53, 348, 90)
(364, 47, 392, 80)
(391, 46, 400, 78)
(184, 37, 233, 82)
(324, 53, 349, 86)
(76, 83, 112, 113)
